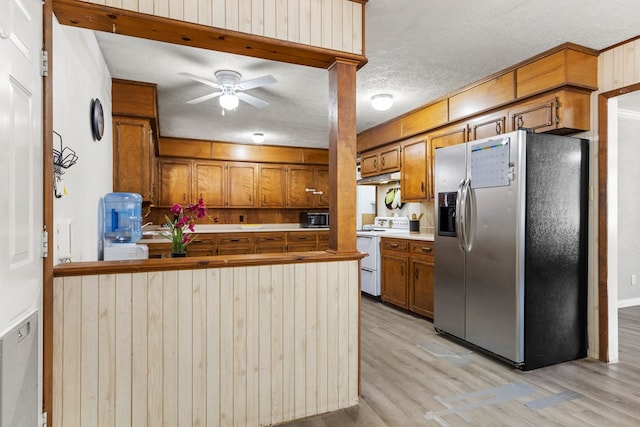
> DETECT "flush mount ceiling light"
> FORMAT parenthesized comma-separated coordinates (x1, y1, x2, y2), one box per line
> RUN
(252, 132, 265, 143)
(371, 93, 394, 111)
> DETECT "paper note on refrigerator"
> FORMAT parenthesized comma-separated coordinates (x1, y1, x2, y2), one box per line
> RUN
(470, 137, 510, 188)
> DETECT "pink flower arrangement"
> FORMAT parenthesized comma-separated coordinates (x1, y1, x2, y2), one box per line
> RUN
(163, 198, 208, 255)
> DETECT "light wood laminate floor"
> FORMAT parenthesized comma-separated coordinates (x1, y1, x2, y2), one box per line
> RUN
(280, 297, 640, 427)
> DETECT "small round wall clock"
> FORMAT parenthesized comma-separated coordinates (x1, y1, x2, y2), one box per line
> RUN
(91, 98, 104, 141)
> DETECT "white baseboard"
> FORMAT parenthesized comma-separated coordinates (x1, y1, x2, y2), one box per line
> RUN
(618, 297, 640, 308)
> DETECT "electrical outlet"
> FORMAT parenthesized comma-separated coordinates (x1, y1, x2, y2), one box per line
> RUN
(239, 215, 244, 223)
(632, 274, 637, 286)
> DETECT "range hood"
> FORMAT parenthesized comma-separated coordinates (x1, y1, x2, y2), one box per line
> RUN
(356, 171, 401, 185)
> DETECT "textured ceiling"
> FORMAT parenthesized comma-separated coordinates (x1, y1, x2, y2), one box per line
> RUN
(89, 0, 640, 149)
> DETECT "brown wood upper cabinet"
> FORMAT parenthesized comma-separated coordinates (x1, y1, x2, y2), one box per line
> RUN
(157, 158, 191, 206)
(508, 89, 590, 135)
(259, 164, 328, 208)
(158, 159, 256, 207)
(287, 165, 314, 208)
(467, 111, 507, 141)
(258, 164, 287, 207)
(112, 79, 160, 204)
(193, 160, 225, 207)
(357, 44, 597, 153)
(360, 144, 401, 177)
(400, 139, 427, 202)
(427, 125, 468, 200)
(112, 116, 156, 203)
(222, 162, 256, 208)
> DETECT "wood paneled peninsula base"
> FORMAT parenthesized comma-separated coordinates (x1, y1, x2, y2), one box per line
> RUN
(51, 251, 364, 426)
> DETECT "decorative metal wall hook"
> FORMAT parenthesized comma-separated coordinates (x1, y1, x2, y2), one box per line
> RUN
(52, 131, 78, 176)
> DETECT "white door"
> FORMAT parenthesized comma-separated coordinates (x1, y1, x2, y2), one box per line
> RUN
(0, 0, 44, 332)
(0, 0, 43, 422)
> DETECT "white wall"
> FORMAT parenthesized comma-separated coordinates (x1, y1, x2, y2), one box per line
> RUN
(617, 109, 640, 304)
(53, 19, 113, 263)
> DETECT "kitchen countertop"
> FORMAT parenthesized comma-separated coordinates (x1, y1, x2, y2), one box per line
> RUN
(381, 232, 434, 242)
(139, 223, 329, 244)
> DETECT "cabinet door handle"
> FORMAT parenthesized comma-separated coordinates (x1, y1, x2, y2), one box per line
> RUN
(390, 243, 399, 248)
(496, 121, 502, 134)
(400, 265, 404, 276)
(421, 182, 425, 192)
(420, 247, 432, 252)
(415, 269, 419, 280)
(373, 159, 377, 169)
(381, 157, 385, 166)
(517, 116, 524, 129)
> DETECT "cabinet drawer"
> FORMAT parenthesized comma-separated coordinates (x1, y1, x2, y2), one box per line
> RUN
(217, 234, 253, 245)
(381, 238, 409, 252)
(189, 234, 216, 244)
(410, 241, 434, 258)
(287, 232, 317, 242)
(253, 232, 285, 244)
(288, 242, 318, 252)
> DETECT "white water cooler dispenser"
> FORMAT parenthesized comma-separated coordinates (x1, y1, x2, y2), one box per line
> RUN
(102, 192, 149, 260)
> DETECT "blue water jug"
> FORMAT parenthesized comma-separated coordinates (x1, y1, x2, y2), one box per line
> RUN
(103, 192, 142, 243)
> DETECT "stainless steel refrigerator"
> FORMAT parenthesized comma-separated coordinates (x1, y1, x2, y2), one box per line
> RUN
(434, 130, 588, 370)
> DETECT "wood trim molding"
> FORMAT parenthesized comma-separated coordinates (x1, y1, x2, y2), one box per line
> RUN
(597, 92, 609, 362)
(43, 0, 55, 421)
(52, 0, 367, 70)
(597, 82, 640, 362)
(53, 251, 365, 277)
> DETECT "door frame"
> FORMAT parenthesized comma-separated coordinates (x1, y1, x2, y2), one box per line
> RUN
(597, 82, 640, 362)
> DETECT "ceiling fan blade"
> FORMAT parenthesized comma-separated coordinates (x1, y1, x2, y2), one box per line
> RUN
(186, 91, 222, 104)
(236, 74, 277, 90)
(236, 92, 269, 109)
(179, 72, 220, 89)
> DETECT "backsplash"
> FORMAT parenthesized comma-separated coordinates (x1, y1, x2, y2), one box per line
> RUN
(377, 183, 435, 233)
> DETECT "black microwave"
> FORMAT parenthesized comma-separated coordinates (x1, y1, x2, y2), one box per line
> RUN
(301, 212, 329, 228)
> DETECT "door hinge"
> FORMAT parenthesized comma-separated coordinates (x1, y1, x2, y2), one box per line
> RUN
(41, 411, 48, 427)
(41, 50, 49, 77)
(41, 227, 49, 258)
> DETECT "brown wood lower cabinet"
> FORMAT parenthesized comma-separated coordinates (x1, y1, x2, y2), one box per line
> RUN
(185, 233, 217, 257)
(254, 232, 286, 253)
(381, 238, 410, 309)
(145, 229, 328, 257)
(216, 233, 253, 255)
(409, 241, 434, 319)
(286, 231, 318, 252)
(318, 231, 329, 251)
(381, 237, 434, 319)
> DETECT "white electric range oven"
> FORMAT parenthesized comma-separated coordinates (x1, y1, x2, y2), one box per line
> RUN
(356, 216, 410, 296)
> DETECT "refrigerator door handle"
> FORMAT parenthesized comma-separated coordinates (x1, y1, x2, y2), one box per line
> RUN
(456, 179, 467, 252)
(465, 179, 475, 252)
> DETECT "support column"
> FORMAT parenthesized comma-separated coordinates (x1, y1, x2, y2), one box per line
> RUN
(327, 59, 358, 253)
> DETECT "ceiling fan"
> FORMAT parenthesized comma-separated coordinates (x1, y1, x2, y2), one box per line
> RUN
(180, 69, 277, 110)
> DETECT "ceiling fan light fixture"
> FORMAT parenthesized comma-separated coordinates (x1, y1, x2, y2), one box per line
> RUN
(252, 132, 265, 143)
(371, 93, 394, 111)
(219, 92, 239, 110)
